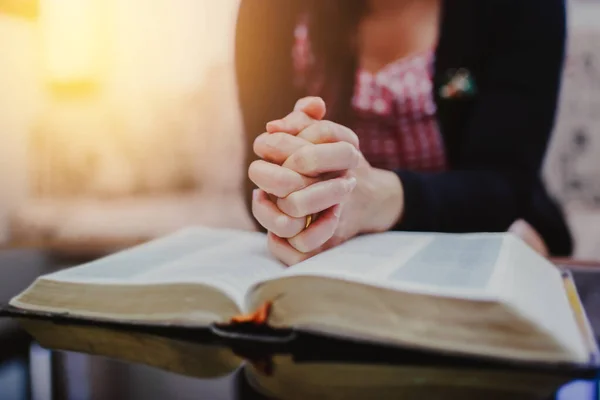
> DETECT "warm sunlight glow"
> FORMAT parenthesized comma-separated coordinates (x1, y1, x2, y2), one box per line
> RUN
(39, 0, 106, 84)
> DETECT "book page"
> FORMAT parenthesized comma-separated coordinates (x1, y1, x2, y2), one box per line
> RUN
(42, 227, 285, 309)
(498, 237, 590, 361)
(272, 232, 506, 297)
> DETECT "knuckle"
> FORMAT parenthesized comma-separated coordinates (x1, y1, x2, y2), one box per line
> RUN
(271, 171, 294, 196)
(337, 140, 354, 152)
(339, 125, 358, 144)
(345, 125, 359, 141)
(330, 179, 351, 198)
(318, 120, 336, 138)
(279, 192, 304, 218)
(271, 168, 288, 187)
(274, 214, 301, 238)
(338, 141, 358, 162)
(265, 132, 288, 151)
(291, 146, 318, 174)
(334, 124, 359, 148)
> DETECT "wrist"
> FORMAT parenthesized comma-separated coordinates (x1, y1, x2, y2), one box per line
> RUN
(360, 167, 404, 233)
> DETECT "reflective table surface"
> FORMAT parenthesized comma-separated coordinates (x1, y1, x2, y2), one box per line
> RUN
(0, 343, 598, 400)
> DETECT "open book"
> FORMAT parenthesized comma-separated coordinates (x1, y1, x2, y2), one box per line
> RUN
(7, 227, 599, 366)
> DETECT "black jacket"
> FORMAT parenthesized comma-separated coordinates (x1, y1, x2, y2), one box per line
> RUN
(235, 0, 573, 256)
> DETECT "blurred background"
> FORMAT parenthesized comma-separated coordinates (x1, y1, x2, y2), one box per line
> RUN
(0, 0, 253, 258)
(0, 0, 600, 259)
(1, 1, 600, 398)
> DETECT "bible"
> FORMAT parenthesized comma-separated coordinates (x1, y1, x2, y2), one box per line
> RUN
(6, 227, 599, 367)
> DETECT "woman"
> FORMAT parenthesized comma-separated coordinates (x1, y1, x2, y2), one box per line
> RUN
(235, 0, 573, 265)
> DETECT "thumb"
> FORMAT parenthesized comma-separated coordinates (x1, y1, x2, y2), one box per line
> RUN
(293, 96, 326, 120)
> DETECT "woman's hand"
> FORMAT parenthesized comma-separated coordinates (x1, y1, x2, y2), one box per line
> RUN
(508, 219, 549, 257)
(249, 97, 404, 265)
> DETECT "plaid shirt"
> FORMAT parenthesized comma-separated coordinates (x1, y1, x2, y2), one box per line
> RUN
(293, 20, 447, 172)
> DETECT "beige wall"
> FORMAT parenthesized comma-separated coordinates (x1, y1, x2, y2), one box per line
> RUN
(2, 0, 600, 257)
(0, 0, 243, 241)
(0, 15, 40, 241)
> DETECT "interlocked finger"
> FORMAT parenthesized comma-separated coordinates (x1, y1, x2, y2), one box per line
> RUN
(252, 189, 306, 238)
(248, 160, 318, 198)
(297, 120, 360, 150)
(282, 141, 360, 177)
(253, 132, 311, 165)
(276, 175, 357, 218)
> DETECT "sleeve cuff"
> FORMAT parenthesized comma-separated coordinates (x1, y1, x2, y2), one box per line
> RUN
(392, 170, 433, 232)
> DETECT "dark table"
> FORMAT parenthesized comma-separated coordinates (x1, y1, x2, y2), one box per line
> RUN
(1, 250, 600, 400)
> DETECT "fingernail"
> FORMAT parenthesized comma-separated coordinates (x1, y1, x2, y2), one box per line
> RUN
(252, 189, 260, 200)
(333, 204, 342, 218)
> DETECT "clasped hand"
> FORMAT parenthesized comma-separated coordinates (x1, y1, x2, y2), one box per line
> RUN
(250, 97, 404, 266)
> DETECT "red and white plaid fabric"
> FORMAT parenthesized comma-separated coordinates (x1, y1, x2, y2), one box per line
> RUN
(293, 20, 447, 172)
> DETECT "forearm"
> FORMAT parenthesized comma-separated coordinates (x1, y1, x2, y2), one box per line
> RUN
(392, 169, 521, 233)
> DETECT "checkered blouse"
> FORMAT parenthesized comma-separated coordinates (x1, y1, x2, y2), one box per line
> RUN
(293, 20, 447, 172)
